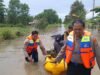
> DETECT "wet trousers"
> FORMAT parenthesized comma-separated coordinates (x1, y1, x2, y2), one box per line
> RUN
(66, 62, 91, 75)
(25, 50, 38, 63)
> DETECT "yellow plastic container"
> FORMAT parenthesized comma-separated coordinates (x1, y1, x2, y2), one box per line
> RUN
(44, 55, 67, 75)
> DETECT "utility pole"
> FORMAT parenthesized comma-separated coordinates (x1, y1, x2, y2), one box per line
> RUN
(92, 0, 95, 29)
(93, 0, 95, 18)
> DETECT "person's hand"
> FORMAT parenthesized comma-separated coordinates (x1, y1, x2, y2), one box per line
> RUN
(28, 56, 34, 63)
(42, 50, 47, 55)
(28, 56, 31, 60)
(25, 57, 30, 62)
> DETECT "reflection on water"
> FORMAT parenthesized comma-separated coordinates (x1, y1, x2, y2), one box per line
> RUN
(0, 27, 100, 75)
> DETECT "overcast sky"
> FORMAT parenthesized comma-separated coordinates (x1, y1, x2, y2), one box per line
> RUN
(4, 0, 100, 20)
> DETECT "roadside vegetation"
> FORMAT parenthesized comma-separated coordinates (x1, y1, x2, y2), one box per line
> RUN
(63, 0, 100, 31)
(0, 0, 99, 41)
(0, 26, 30, 40)
(0, 0, 32, 41)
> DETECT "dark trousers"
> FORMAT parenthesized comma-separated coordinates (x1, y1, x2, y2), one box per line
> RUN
(25, 50, 38, 63)
(66, 62, 91, 75)
(32, 51, 38, 62)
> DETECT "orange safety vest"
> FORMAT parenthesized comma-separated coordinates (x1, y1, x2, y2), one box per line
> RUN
(65, 31, 95, 69)
(84, 30, 91, 36)
(26, 35, 40, 53)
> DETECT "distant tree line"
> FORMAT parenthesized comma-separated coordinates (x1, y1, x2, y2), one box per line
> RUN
(2, 0, 94, 29)
(34, 9, 62, 29)
(0, 0, 33, 26)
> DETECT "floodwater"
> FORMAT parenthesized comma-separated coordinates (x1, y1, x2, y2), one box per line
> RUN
(0, 26, 100, 75)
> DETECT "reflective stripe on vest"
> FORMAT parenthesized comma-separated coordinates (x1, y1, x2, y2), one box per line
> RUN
(65, 32, 95, 69)
(26, 35, 40, 53)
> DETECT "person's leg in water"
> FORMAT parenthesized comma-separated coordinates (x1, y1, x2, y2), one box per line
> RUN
(25, 53, 32, 62)
(32, 50, 38, 63)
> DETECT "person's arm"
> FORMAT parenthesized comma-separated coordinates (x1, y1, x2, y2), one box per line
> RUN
(55, 44, 66, 63)
(39, 40, 47, 55)
(92, 37, 100, 69)
(64, 31, 69, 44)
(23, 39, 29, 57)
(64, 32, 67, 41)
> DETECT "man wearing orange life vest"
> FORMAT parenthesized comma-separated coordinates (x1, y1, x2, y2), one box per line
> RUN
(24, 31, 47, 63)
(54, 20, 100, 75)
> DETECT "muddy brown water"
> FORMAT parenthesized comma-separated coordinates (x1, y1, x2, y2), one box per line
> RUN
(0, 28, 100, 75)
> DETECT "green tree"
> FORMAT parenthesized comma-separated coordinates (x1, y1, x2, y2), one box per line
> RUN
(0, 0, 5, 23)
(7, 0, 20, 24)
(90, 7, 100, 29)
(91, 7, 100, 13)
(34, 9, 61, 29)
(36, 18, 48, 29)
(19, 3, 30, 25)
(7, 0, 32, 25)
(43, 9, 59, 24)
(64, 15, 72, 24)
(27, 15, 34, 24)
(64, 0, 86, 24)
(58, 18, 62, 24)
(35, 9, 60, 24)
(70, 0, 86, 20)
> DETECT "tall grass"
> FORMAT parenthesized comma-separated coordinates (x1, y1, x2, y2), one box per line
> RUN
(2, 30, 14, 40)
(0, 27, 30, 40)
(0, 24, 24, 27)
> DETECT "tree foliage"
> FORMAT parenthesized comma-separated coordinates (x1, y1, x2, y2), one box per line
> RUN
(34, 9, 61, 29)
(89, 7, 100, 28)
(19, 3, 30, 25)
(7, 0, 33, 25)
(0, 0, 5, 23)
(35, 9, 61, 24)
(91, 7, 100, 23)
(36, 18, 48, 29)
(64, 0, 86, 24)
(70, 0, 86, 20)
(8, 0, 20, 24)
(91, 7, 100, 13)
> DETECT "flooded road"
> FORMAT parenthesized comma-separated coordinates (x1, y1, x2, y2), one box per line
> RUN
(0, 27, 57, 75)
(0, 34, 53, 75)
(0, 27, 100, 75)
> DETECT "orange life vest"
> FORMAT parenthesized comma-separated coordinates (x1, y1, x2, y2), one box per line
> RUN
(26, 35, 40, 53)
(84, 30, 91, 36)
(65, 31, 95, 69)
